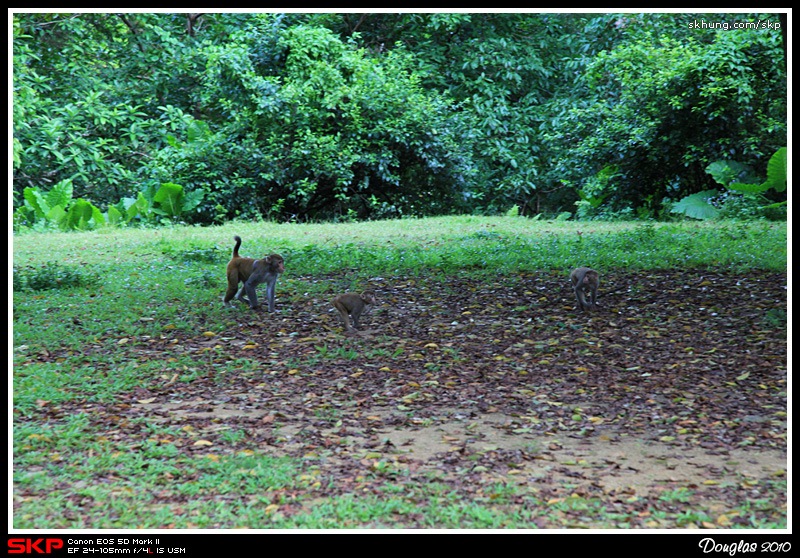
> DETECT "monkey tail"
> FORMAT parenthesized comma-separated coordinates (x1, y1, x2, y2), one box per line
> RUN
(232, 235, 243, 258)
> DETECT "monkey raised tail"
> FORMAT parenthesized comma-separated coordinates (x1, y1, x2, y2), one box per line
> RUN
(232, 235, 243, 258)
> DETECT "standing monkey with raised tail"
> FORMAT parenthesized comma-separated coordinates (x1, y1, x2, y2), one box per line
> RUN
(222, 235, 285, 311)
(571, 267, 599, 311)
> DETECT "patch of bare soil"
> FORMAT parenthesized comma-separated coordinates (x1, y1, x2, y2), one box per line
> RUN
(134, 400, 785, 495)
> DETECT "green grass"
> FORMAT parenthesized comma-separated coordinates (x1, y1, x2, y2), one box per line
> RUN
(276, 219, 787, 275)
(11, 216, 788, 529)
(13, 216, 787, 274)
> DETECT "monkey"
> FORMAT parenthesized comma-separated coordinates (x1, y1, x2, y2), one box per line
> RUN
(222, 235, 285, 311)
(332, 290, 377, 332)
(570, 267, 599, 311)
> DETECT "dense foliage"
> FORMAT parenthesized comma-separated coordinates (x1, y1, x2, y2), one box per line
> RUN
(12, 12, 787, 226)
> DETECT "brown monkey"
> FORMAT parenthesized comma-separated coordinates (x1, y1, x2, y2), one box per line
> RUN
(222, 235, 285, 311)
(332, 290, 377, 332)
(570, 267, 599, 311)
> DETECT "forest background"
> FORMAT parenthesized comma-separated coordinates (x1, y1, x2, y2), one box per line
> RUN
(12, 11, 787, 228)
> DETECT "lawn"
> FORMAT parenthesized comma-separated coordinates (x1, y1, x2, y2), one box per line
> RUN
(11, 217, 788, 529)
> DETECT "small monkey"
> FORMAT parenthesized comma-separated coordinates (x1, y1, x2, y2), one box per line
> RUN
(570, 267, 599, 311)
(222, 235, 285, 311)
(332, 290, 377, 332)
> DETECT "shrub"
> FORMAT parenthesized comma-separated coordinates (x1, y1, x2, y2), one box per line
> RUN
(13, 262, 99, 292)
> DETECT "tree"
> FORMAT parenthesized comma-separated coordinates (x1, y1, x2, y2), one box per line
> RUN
(147, 18, 475, 221)
(14, 12, 786, 223)
(12, 14, 205, 206)
(545, 15, 786, 216)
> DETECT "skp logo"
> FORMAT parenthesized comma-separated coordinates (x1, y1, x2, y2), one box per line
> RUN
(8, 539, 64, 554)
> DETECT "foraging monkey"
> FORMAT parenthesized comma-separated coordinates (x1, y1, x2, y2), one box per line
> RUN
(570, 267, 599, 311)
(222, 235, 285, 311)
(332, 290, 377, 332)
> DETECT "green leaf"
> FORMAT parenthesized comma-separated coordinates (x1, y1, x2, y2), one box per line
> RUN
(670, 190, 721, 220)
(727, 181, 766, 193)
(123, 192, 153, 221)
(107, 205, 123, 225)
(46, 179, 73, 209)
(727, 148, 786, 194)
(90, 204, 105, 227)
(182, 189, 205, 213)
(763, 147, 787, 192)
(45, 204, 66, 225)
(706, 161, 738, 186)
(64, 199, 96, 231)
(153, 182, 186, 217)
(187, 120, 211, 144)
(23, 187, 50, 219)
